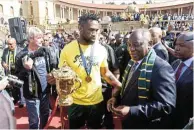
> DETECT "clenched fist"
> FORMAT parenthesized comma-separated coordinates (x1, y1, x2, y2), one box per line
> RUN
(22, 55, 34, 70)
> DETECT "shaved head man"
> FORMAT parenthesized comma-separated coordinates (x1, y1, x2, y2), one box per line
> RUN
(171, 32, 194, 129)
(174, 32, 194, 60)
(149, 27, 169, 61)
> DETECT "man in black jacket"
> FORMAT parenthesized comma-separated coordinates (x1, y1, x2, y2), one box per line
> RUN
(171, 32, 193, 129)
(107, 29, 176, 129)
(149, 27, 169, 62)
(15, 27, 51, 129)
(1, 38, 24, 106)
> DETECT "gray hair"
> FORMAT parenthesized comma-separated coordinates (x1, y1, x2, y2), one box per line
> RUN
(149, 27, 162, 36)
(27, 27, 43, 40)
(7, 38, 16, 44)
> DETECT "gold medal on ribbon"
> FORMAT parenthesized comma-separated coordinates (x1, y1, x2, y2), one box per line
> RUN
(85, 76, 92, 82)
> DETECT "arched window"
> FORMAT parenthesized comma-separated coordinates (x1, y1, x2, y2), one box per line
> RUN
(10, 6, 14, 16)
(20, 8, 23, 16)
(0, 4, 3, 14)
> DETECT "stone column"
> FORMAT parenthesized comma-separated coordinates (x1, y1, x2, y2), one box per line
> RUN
(71, 8, 73, 20)
(178, 8, 180, 15)
(63, 8, 65, 19)
(181, 7, 183, 15)
(78, 9, 80, 18)
(68, 7, 71, 20)
(103, 11, 105, 17)
(60, 6, 63, 19)
(189, 6, 191, 15)
(54, 4, 56, 18)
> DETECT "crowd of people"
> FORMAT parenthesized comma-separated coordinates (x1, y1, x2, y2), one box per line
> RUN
(0, 13, 193, 129)
(111, 12, 194, 22)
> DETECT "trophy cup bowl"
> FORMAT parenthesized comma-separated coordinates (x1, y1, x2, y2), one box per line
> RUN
(51, 65, 81, 106)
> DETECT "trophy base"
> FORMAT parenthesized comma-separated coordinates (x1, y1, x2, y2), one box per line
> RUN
(58, 95, 73, 106)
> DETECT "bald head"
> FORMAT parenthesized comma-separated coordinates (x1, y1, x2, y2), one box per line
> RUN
(175, 32, 194, 60)
(7, 38, 16, 51)
(127, 29, 152, 61)
(177, 32, 194, 44)
(115, 33, 124, 44)
(7, 38, 16, 44)
(130, 29, 152, 44)
(149, 27, 162, 44)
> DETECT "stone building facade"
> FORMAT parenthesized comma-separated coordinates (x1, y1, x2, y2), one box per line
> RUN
(0, 0, 193, 26)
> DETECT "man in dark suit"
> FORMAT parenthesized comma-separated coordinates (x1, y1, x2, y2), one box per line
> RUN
(1, 38, 24, 106)
(149, 27, 169, 62)
(1, 38, 23, 75)
(107, 29, 176, 129)
(171, 32, 193, 129)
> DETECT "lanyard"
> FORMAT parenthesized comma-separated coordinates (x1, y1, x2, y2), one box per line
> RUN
(78, 41, 95, 76)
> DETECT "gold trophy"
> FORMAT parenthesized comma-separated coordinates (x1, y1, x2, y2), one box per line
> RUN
(51, 63, 81, 106)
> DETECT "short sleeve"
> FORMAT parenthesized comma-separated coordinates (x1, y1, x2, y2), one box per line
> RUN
(100, 47, 108, 68)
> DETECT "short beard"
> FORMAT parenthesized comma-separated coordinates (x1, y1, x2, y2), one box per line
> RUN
(83, 36, 95, 45)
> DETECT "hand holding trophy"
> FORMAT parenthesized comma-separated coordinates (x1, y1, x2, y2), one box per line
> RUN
(51, 62, 82, 106)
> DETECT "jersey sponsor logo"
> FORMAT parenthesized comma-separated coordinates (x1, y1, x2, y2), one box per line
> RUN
(73, 55, 99, 67)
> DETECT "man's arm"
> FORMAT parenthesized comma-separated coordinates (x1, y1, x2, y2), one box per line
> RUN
(100, 66, 122, 97)
(163, 42, 176, 57)
(113, 69, 120, 80)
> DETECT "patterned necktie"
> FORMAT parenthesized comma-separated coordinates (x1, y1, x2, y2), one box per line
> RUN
(175, 62, 185, 81)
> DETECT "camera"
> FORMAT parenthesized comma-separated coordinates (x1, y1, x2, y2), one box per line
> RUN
(5, 75, 24, 88)
(28, 47, 49, 59)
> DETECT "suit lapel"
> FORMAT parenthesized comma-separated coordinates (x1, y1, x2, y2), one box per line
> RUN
(122, 66, 141, 99)
(172, 59, 181, 70)
(153, 43, 160, 50)
(177, 61, 193, 84)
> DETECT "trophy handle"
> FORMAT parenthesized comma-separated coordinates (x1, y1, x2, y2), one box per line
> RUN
(70, 78, 81, 94)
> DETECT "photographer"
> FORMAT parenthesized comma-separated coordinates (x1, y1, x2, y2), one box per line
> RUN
(1, 38, 24, 106)
(0, 66, 16, 129)
(15, 27, 52, 129)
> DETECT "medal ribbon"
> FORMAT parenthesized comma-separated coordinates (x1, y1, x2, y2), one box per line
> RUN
(78, 41, 95, 77)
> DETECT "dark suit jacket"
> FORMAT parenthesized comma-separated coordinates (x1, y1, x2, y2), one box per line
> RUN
(121, 56, 176, 129)
(153, 43, 169, 62)
(1, 46, 23, 65)
(171, 59, 193, 129)
(1, 46, 23, 74)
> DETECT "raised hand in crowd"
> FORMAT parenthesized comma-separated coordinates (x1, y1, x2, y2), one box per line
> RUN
(22, 55, 33, 70)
